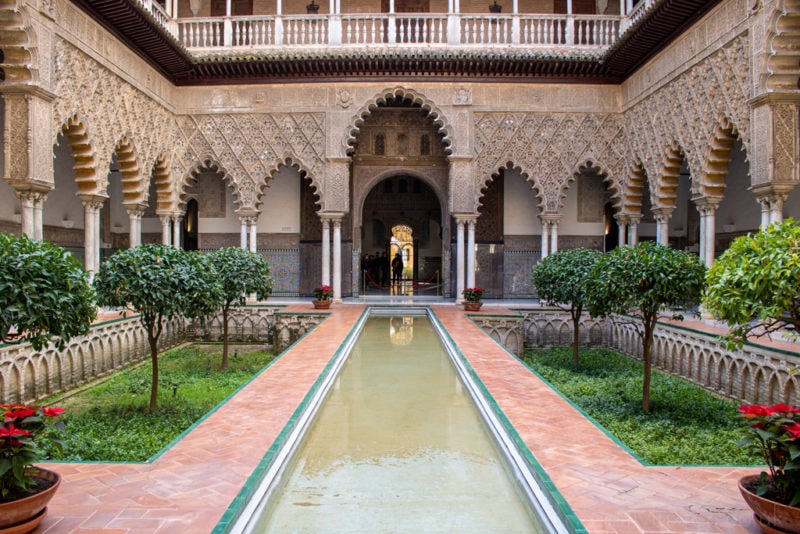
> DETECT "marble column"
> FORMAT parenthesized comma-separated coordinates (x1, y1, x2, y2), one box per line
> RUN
(240, 218, 248, 249)
(172, 214, 183, 249)
(248, 216, 257, 253)
(455, 217, 465, 302)
(540, 220, 550, 259)
(466, 218, 476, 290)
(32, 193, 46, 241)
(653, 209, 672, 246)
(332, 217, 342, 301)
(16, 191, 36, 238)
(160, 215, 172, 245)
(627, 217, 639, 247)
(549, 220, 559, 254)
(321, 216, 331, 287)
(616, 215, 627, 247)
(696, 201, 719, 267)
(127, 206, 145, 248)
(82, 197, 104, 274)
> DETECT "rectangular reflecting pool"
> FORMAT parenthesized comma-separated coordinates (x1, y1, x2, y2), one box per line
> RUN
(224, 309, 574, 533)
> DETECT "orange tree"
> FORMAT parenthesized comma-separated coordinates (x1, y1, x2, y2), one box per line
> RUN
(531, 247, 601, 366)
(705, 218, 800, 347)
(94, 244, 223, 412)
(207, 247, 273, 369)
(0, 233, 95, 351)
(584, 241, 705, 413)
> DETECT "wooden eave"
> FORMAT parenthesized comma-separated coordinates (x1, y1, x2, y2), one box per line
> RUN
(68, 0, 722, 85)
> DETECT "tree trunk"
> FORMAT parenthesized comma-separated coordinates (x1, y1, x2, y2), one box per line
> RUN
(571, 308, 581, 366)
(641, 315, 655, 414)
(147, 330, 159, 413)
(221, 306, 230, 370)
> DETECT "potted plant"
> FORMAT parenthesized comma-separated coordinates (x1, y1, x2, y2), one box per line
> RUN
(0, 403, 66, 532)
(462, 287, 484, 311)
(313, 285, 333, 309)
(737, 403, 800, 533)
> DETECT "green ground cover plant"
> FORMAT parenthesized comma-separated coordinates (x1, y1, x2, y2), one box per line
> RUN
(521, 347, 759, 465)
(43, 345, 275, 462)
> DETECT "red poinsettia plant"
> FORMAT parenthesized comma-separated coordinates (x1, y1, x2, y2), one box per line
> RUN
(462, 287, 484, 303)
(0, 403, 65, 501)
(313, 285, 333, 301)
(738, 403, 800, 507)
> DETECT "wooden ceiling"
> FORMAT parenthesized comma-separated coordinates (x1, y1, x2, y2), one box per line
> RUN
(69, 0, 720, 85)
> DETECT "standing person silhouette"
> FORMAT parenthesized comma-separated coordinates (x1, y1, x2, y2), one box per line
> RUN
(391, 252, 404, 283)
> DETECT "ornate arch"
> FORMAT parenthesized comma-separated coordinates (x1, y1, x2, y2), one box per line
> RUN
(151, 154, 174, 214)
(618, 159, 646, 216)
(177, 157, 240, 212)
(113, 135, 146, 206)
(353, 167, 448, 229)
(480, 161, 545, 212)
(0, 2, 38, 84)
(696, 116, 743, 200)
(259, 155, 321, 210)
(56, 113, 101, 195)
(566, 159, 622, 212)
(651, 140, 688, 211)
(344, 86, 454, 155)
(763, 0, 800, 91)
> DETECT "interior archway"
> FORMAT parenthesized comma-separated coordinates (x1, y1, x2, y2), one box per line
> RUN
(360, 175, 442, 296)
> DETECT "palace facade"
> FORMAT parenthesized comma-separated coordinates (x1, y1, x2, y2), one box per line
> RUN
(1, 0, 798, 300)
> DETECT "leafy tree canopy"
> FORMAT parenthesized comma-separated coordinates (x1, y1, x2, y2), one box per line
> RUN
(584, 241, 706, 413)
(585, 241, 706, 321)
(0, 232, 96, 351)
(208, 247, 274, 307)
(532, 247, 602, 365)
(532, 247, 601, 309)
(704, 218, 800, 345)
(94, 244, 223, 325)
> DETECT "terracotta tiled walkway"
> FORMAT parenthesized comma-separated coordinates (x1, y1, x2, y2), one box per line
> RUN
(40, 304, 762, 533)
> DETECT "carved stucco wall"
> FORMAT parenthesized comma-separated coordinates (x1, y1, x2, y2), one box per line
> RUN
(53, 40, 176, 202)
(624, 36, 752, 205)
(473, 112, 628, 214)
(174, 113, 327, 211)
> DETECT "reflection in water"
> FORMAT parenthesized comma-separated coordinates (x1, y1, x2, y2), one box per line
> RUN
(254, 316, 543, 533)
(389, 316, 414, 346)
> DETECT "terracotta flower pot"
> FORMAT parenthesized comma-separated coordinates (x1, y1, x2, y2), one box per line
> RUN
(463, 301, 482, 311)
(738, 474, 800, 533)
(0, 468, 61, 534)
(313, 299, 331, 309)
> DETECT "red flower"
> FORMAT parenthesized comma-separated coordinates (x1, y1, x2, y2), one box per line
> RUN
(0, 424, 32, 439)
(738, 404, 773, 418)
(4, 407, 36, 422)
(41, 407, 65, 418)
(771, 403, 800, 414)
(785, 423, 800, 440)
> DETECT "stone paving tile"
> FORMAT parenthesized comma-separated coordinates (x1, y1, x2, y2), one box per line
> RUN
(37, 303, 767, 533)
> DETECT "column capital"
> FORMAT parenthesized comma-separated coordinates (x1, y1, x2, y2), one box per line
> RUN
(693, 196, 721, 214)
(540, 213, 561, 223)
(80, 194, 107, 211)
(750, 181, 794, 203)
(125, 203, 148, 218)
(453, 213, 478, 225)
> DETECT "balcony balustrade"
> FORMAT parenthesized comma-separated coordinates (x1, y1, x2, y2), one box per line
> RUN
(137, 0, 657, 53)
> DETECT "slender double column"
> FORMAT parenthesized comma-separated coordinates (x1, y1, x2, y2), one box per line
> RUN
(453, 214, 478, 302)
(127, 205, 146, 248)
(15, 190, 47, 240)
(695, 199, 720, 267)
(81, 195, 106, 274)
(319, 213, 344, 301)
(540, 216, 560, 258)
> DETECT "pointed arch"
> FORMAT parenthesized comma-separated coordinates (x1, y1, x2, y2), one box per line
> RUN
(563, 159, 622, 214)
(56, 113, 101, 195)
(259, 156, 320, 209)
(151, 154, 175, 214)
(619, 159, 647, 216)
(0, 2, 36, 84)
(696, 117, 742, 200)
(480, 161, 546, 212)
(113, 135, 146, 206)
(764, 0, 800, 91)
(651, 140, 688, 210)
(178, 157, 240, 212)
(344, 86, 454, 155)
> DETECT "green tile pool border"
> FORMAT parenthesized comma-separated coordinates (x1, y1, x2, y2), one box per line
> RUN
(432, 309, 587, 534)
(212, 307, 371, 534)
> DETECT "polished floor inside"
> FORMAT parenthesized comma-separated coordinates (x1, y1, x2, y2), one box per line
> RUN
(41, 302, 760, 533)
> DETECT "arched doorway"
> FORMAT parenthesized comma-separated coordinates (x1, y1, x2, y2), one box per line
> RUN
(359, 175, 443, 296)
(350, 94, 450, 298)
